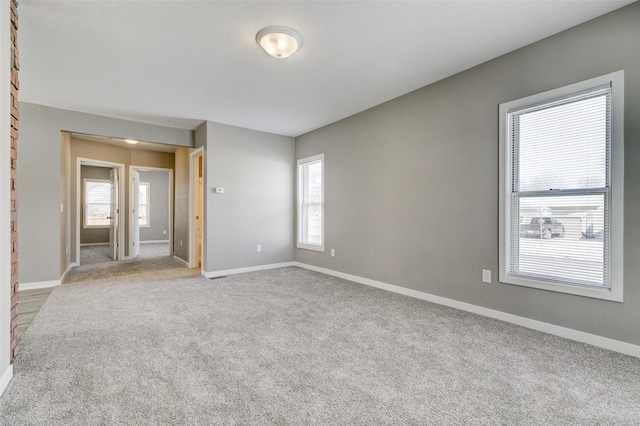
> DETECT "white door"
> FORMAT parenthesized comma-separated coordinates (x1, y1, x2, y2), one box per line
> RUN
(109, 168, 118, 260)
(132, 169, 141, 258)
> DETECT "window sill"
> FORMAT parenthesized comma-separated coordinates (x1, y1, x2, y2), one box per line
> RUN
(297, 243, 324, 252)
(499, 273, 623, 302)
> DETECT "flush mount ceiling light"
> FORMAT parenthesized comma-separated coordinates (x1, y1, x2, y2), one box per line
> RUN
(124, 139, 139, 145)
(256, 26, 302, 59)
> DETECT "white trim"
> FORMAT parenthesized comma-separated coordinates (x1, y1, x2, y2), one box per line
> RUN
(19, 280, 61, 291)
(138, 181, 151, 228)
(77, 158, 126, 264)
(203, 262, 296, 279)
(297, 153, 325, 252)
(80, 242, 109, 247)
(499, 70, 624, 302)
(131, 166, 173, 260)
(82, 178, 111, 229)
(60, 262, 77, 283)
(173, 255, 190, 268)
(140, 240, 170, 244)
(0, 365, 13, 396)
(189, 147, 204, 268)
(293, 262, 640, 359)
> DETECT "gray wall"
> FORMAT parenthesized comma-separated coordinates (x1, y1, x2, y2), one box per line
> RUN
(138, 170, 171, 242)
(203, 121, 295, 272)
(60, 132, 71, 276)
(80, 165, 110, 245)
(296, 3, 640, 346)
(18, 103, 191, 283)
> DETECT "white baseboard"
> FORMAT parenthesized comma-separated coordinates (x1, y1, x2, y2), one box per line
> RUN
(60, 262, 78, 283)
(80, 243, 108, 247)
(293, 262, 640, 359)
(203, 262, 296, 279)
(140, 240, 170, 244)
(172, 255, 189, 267)
(0, 365, 12, 396)
(19, 280, 61, 291)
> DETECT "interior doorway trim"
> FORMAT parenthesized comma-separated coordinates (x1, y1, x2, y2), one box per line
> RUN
(128, 165, 174, 260)
(75, 157, 126, 265)
(189, 147, 204, 269)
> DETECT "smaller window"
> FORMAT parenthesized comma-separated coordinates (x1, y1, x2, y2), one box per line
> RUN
(84, 179, 111, 228)
(139, 182, 150, 227)
(297, 154, 324, 251)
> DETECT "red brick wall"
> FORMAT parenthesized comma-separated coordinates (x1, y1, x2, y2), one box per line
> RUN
(10, 0, 19, 361)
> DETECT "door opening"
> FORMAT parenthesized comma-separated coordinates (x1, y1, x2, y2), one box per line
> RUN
(76, 158, 126, 266)
(129, 166, 174, 261)
(190, 148, 204, 269)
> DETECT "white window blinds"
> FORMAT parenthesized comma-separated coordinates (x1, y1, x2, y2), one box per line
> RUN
(507, 86, 611, 288)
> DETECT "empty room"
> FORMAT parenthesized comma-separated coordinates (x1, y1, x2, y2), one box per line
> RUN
(1, 1, 639, 424)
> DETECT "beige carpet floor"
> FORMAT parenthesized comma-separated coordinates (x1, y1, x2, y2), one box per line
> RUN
(2, 266, 639, 424)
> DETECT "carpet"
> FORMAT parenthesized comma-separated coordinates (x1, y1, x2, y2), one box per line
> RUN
(1, 266, 639, 424)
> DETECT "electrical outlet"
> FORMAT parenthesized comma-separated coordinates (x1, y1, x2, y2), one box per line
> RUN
(482, 269, 491, 283)
(257, 244, 262, 253)
(163, 230, 167, 235)
(180, 240, 183, 247)
(331, 248, 335, 257)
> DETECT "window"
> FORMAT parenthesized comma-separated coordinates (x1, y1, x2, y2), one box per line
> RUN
(297, 154, 324, 251)
(84, 179, 111, 228)
(499, 71, 624, 301)
(139, 182, 150, 227)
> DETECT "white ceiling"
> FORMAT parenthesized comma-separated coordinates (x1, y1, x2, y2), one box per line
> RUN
(19, 0, 634, 138)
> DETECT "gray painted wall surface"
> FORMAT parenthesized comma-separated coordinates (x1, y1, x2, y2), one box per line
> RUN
(138, 170, 171, 242)
(173, 147, 192, 263)
(80, 165, 110, 244)
(18, 103, 191, 283)
(204, 121, 295, 272)
(295, 3, 640, 346)
(60, 133, 71, 276)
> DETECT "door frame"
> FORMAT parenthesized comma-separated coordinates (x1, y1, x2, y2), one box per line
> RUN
(129, 165, 174, 259)
(76, 158, 126, 265)
(189, 147, 204, 269)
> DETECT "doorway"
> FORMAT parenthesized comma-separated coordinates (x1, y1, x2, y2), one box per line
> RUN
(129, 166, 174, 260)
(76, 158, 126, 265)
(189, 148, 204, 268)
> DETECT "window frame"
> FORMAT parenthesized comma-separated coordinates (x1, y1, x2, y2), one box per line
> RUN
(138, 181, 150, 228)
(83, 178, 111, 229)
(499, 71, 624, 302)
(297, 153, 325, 252)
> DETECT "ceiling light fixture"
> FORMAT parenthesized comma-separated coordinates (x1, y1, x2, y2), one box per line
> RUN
(256, 26, 302, 59)
(124, 139, 139, 145)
